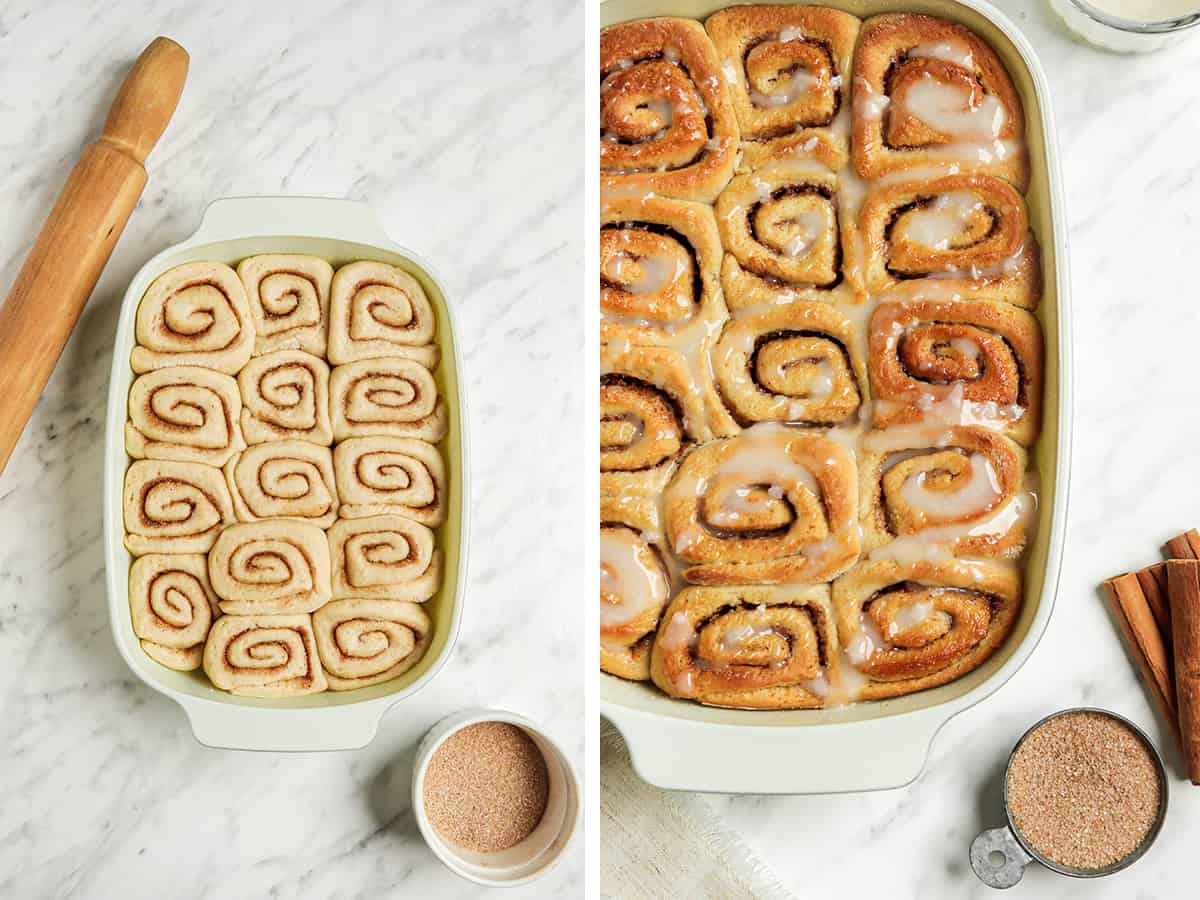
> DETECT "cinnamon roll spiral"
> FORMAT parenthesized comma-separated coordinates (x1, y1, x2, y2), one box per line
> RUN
(705, 5, 860, 171)
(123, 460, 234, 555)
(203, 614, 327, 697)
(600, 17, 739, 203)
(600, 195, 725, 347)
(128, 554, 219, 671)
(601, 494, 672, 681)
(650, 584, 837, 709)
(664, 425, 860, 584)
(126, 366, 245, 466)
(131, 261, 254, 374)
(224, 440, 338, 528)
(327, 515, 442, 602)
(238, 350, 333, 445)
(856, 174, 1040, 308)
(327, 261, 438, 368)
(208, 520, 332, 615)
(237, 254, 333, 356)
(312, 599, 432, 690)
(330, 358, 448, 444)
(869, 297, 1043, 446)
(712, 300, 866, 427)
(831, 558, 1021, 700)
(332, 437, 445, 525)
(852, 13, 1029, 190)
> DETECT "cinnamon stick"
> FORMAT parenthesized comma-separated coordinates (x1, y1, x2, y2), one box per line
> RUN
(1167, 560, 1200, 784)
(1166, 528, 1200, 561)
(1134, 563, 1172, 646)
(1104, 573, 1177, 730)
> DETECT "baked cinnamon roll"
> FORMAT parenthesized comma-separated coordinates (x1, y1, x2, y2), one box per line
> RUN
(203, 614, 327, 697)
(237, 254, 332, 356)
(330, 358, 448, 443)
(332, 437, 445, 525)
(238, 350, 333, 445)
(126, 366, 245, 466)
(128, 554, 219, 671)
(312, 599, 432, 690)
(208, 520, 332, 615)
(650, 584, 837, 708)
(852, 13, 1029, 190)
(123, 460, 234, 555)
(601, 17, 739, 203)
(327, 261, 438, 368)
(131, 261, 254, 374)
(224, 440, 338, 528)
(831, 558, 1021, 700)
(327, 515, 442, 602)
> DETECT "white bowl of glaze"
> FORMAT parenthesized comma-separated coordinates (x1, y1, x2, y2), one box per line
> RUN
(102, 196, 471, 751)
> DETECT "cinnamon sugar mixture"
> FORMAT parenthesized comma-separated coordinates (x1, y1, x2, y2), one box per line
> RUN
(423, 722, 549, 853)
(1006, 711, 1162, 870)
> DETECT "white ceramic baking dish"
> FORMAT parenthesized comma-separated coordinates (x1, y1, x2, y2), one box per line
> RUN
(600, 0, 1074, 793)
(103, 196, 470, 751)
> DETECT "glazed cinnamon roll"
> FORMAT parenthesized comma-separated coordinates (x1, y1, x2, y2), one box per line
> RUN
(126, 366, 245, 466)
(852, 14, 1029, 190)
(131, 261, 254, 374)
(123, 460, 234, 555)
(650, 584, 837, 708)
(208, 520, 332, 615)
(869, 297, 1043, 446)
(600, 195, 725, 348)
(712, 300, 866, 427)
(330, 358, 448, 443)
(129, 554, 219, 671)
(333, 437, 445, 525)
(327, 515, 442, 602)
(327, 261, 438, 368)
(600, 17, 739, 203)
(203, 614, 327, 697)
(238, 350, 333, 446)
(600, 494, 672, 681)
(664, 425, 860, 584)
(859, 426, 1031, 559)
(224, 440, 338, 528)
(312, 599, 432, 690)
(855, 174, 1040, 308)
(237, 254, 333, 356)
(705, 5, 860, 171)
(831, 558, 1021, 700)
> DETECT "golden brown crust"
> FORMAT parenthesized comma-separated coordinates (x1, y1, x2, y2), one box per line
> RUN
(852, 14, 1029, 190)
(601, 17, 739, 203)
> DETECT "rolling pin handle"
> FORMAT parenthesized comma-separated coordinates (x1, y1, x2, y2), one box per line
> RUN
(100, 36, 189, 164)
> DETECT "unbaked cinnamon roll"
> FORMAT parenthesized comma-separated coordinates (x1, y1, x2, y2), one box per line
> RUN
(238, 349, 333, 445)
(327, 261, 438, 368)
(855, 174, 1040, 308)
(208, 520, 332, 615)
(852, 13, 1029, 190)
(332, 437, 445, 525)
(330, 358, 448, 443)
(650, 584, 837, 708)
(601, 17, 739, 203)
(600, 195, 725, 348)
(312, 599, 432, 690)
(831, 558, 1021, 700)
(128, 554, 219, 671)
(327, 515, 442, 602)
(123, 460, 234, 555)
(131, 261, 254, 374)
(664, 424, 860, 584)
(224, 440, 338, 528)
(126, 366, 245, 466)
(712, 300, 866, 427)
(859, 426, 1030, 559)
(601, 494, 672, 681)
(203, 614, 327, 697)
(869, 297, 1043, 446)
(237, 254, 333, 356)
(705, 5, 860, 171)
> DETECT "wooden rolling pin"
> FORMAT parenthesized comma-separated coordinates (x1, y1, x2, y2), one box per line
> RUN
(0, 36, 188, 473)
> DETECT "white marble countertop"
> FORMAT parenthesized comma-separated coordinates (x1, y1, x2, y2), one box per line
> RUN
(695, 0, 1200, 896)
(0, 1, 581, 897)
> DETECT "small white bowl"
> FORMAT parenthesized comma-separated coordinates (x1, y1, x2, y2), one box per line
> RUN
(412, 709, 580, 887)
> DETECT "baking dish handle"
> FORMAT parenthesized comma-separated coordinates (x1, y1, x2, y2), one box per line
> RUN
(181, 697, 389, 752)
(607, 705, 953, 794)
(188, 195, 395, 248)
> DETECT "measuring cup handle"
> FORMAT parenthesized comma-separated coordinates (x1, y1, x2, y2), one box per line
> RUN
(970, 826, 1034, 889)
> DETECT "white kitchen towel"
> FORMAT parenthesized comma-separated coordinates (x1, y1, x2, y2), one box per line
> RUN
(601, 724, 795, 900)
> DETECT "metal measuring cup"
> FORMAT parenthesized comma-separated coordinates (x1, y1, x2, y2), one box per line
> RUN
(970, 707, 1169, 889)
